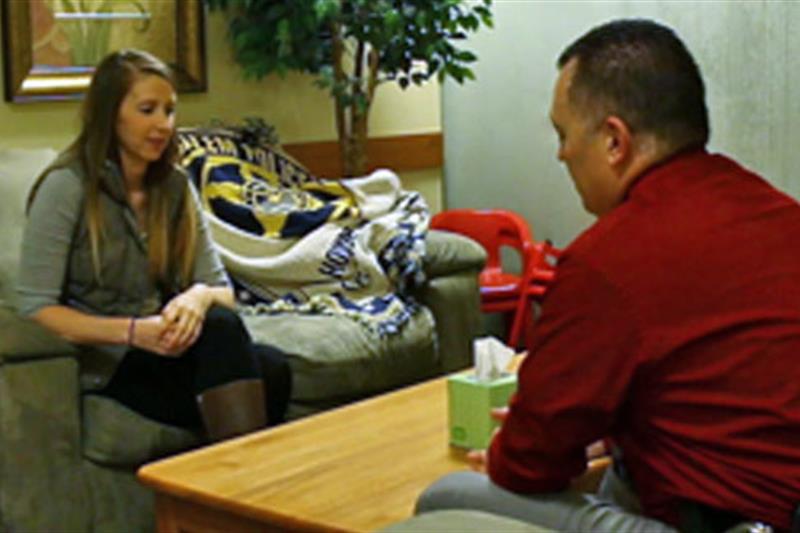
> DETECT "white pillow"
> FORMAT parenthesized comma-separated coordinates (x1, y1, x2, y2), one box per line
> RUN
(0, 148, 59, 305)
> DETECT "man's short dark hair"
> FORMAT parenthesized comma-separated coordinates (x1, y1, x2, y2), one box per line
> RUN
(558, 19, 709, 151)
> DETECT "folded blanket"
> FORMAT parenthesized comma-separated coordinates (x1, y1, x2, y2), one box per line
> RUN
(180, 143, 429, 337)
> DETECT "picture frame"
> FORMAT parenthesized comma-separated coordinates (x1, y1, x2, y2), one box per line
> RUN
(1, 0, 206, 103)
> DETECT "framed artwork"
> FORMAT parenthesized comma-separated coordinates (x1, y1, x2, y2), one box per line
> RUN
(1, 0, 206, 103)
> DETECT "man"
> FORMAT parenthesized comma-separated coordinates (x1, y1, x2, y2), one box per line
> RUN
(416, 18, 800, 532)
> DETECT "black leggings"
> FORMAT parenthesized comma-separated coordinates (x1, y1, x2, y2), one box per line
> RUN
(100, 306, 291, 428)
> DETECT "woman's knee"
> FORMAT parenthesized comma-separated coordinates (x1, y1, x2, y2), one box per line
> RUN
(254, 345, 291, 378)
(201, 305, 250, 345)
(251, 344, 292, 424)
(191, 306, 258, 376)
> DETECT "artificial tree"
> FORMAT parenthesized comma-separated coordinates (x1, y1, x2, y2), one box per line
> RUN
(207, 0, 493, 176)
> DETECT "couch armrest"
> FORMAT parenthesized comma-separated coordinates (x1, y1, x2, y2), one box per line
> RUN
(423, 230, 486, 278)
(417, 230, 485, 374)
(0, 305, 78, 363)
(0, 311, 91, 530)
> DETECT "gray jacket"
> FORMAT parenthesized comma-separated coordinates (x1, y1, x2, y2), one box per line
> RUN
(16, 158, 228, 389)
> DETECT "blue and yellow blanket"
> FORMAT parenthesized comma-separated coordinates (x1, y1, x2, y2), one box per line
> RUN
(179, 131, 429, 336)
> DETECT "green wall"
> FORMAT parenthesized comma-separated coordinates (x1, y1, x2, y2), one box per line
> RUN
(443, 0, 800, 246)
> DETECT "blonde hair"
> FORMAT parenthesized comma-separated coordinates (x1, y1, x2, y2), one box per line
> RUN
(28, 49, 197, 288)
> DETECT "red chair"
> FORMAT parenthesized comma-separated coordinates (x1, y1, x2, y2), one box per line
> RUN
(519, 238, 561, 349)
(430, 209, 560, 349)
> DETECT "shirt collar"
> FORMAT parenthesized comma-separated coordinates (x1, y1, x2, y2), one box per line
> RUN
(625, 146, 709, 202)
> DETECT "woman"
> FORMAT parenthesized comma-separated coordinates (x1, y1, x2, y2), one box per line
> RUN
(16, 49, 290, 441)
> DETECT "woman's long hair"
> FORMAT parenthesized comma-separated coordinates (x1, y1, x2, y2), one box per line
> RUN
(28, 49, 197, 288)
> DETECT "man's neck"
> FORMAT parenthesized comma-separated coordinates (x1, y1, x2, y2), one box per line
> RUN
(622, 135, 674, 183)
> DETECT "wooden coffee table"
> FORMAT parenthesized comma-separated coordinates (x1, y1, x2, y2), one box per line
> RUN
(138, 371, 477, 532)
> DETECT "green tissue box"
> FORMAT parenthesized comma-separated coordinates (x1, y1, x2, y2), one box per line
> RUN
(447, 372, 517, 449)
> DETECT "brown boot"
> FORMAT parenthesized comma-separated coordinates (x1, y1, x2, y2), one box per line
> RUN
(197, 379, 267, 442)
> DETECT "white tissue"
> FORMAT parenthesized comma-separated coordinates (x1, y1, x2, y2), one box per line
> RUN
(474, 337, 515, 381)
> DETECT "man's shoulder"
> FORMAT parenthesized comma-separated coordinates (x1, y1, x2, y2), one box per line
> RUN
(564, 208, 636, 269)
(566, 149, 800, 286)
(560, 189, 688, 292)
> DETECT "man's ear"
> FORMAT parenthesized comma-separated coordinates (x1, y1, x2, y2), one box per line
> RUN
(602, 116, 632, 167)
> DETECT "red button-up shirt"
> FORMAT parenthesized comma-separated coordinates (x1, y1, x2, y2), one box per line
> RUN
(489, 150, 800, 529)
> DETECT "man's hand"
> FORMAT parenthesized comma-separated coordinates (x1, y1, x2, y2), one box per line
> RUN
(161, 284, 212, 351)
(586, 439, 609, 460)
(465, 406, 508, 474)
(491, 406, 509, 422)
(467, 449, 488, 473)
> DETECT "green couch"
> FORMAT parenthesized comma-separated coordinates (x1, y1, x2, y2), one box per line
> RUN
(0, 146, 485, 532)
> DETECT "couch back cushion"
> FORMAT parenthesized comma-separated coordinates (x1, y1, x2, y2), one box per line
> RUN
(0, 148, 58, 306)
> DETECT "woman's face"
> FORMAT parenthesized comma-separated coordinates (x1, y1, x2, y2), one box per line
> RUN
(115, 73, 176, 177)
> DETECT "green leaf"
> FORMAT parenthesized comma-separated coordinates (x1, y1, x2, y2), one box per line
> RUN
(276, 18, 291, 58)
(455, 50, 477, 62)
(315, 0, 340, 21)
(340, 93, 355, 107)
(411, 72, 428, 85)
(445, 62, 466, 83)
(415, 10, 427, 28)
(384, 9, 402, 33)
(353, 93, 370, 114)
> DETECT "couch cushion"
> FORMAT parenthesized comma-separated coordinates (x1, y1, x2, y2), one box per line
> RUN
(243, 305, 438, 417)
(82, 394, 202, 467)
(0, 148, 59, 306)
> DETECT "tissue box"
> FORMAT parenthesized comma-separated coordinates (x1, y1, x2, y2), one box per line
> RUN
(448, 372, 517, 449)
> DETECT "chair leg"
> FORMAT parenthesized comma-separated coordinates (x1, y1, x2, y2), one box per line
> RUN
(508, 297, 531, 350)
(197, 378, 267, 442)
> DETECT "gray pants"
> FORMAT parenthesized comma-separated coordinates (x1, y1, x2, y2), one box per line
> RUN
(415, 468, 677, 533)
